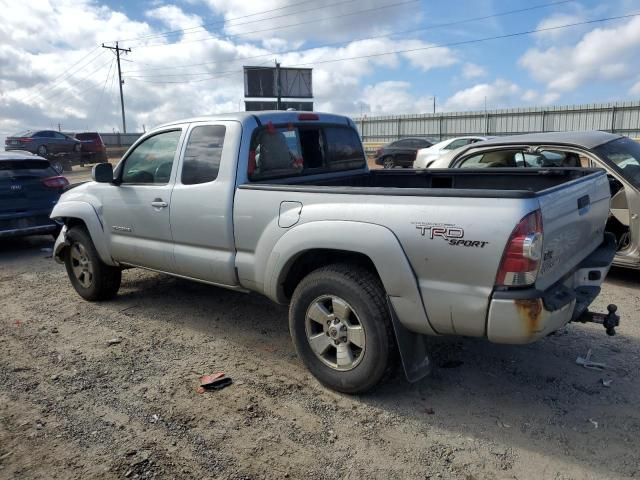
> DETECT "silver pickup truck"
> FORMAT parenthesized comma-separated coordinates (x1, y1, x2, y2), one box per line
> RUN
(51, 111, 620, 393)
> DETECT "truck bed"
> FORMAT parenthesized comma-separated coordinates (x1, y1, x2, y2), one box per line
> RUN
(245, 168, 599, 198)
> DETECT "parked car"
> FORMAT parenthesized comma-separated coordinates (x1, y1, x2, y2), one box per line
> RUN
(5, 130, 82, 157)
(374, 137, 433, 168)
(413, 136, 493, 169)
(75, 132, 108, 164)
(0, 152, 68, 239)
(428, 131, 640, 270)
(50, 112, 618, 393)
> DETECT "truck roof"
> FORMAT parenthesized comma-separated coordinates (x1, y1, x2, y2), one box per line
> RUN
(478, 131, 621, 149)
(157, 111, 353, 129)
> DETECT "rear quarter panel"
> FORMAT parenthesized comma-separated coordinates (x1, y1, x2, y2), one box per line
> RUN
(234, 187, 537, 336)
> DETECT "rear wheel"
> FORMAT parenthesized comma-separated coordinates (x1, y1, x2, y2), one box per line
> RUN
(289, 264, 396, 394)
(51, 160, 63, 174)
(64, 226, 121, 301)
(383, 156, 395, 169)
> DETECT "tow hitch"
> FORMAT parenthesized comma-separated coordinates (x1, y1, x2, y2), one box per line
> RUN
(575, 304, 620, 336)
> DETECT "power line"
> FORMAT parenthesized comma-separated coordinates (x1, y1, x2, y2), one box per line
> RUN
(135, 0, 419, 49)
(31, 57, 113, 107)
(125, 63, 273, 84)
(126, 12, 640, 84)
(122, 0, 572, 77)
(120, 0, 359, 46)
(277, 12, 640, 69)
(16, 46, 101, 102)
(95, 59, 116, 116)
(19, 49, 107, 104)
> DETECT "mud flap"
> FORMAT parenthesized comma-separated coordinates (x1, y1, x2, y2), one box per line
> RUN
(387, 298, 432, 383)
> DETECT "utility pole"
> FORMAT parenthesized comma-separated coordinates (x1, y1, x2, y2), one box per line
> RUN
(275, 61, 282, 110)
(102, 41, 131, 133)
(432, 97, 436, 114)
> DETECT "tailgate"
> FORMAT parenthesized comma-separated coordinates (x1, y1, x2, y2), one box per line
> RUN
(535, 171, 610, 290)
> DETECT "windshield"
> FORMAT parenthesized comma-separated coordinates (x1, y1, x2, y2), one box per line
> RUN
(594, 137, 640, 189)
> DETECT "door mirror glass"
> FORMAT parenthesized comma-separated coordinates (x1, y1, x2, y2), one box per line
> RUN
(92, 162, 114, 183)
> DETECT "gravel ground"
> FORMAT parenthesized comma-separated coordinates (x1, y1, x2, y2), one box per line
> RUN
(0, 235, 639, 479)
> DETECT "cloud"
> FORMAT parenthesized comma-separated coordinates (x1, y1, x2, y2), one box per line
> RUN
(0, 0, 460, 139)
(146, 5, 204, 33)
(520, 16, 640, 95)
(443, 79, 520, 111)
(631, 81, 640, 96)
(534, 13, 587, 41)
(461, 63, 487, 79)
(359, 81, 435, 115)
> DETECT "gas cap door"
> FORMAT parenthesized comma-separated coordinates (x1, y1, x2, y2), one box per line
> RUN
(279, 201, 303, 228)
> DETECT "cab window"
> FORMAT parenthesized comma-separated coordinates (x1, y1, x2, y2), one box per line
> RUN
(120, 130, 182, 184)
(181, 125, 226, 185)
(249, 125, 365, 181)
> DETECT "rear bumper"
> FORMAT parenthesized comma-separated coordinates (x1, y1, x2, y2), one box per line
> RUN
(0, 213, 59, 238)
(486, 233, 616, 344)
(0, 223, 58, 238)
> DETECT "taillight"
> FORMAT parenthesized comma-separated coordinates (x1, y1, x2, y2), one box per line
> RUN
(495, 210, 543, 287)
(19, 137, 33, 143)
(42, 176, 69, 189)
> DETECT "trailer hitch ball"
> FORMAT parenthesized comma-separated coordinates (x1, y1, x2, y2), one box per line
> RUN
(604, 304, 619, 336)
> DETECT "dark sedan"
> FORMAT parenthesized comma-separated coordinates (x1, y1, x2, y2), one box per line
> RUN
(0, 152, 69, 239)
(5, 130, 82, 158)
(374, 137, 433, 168)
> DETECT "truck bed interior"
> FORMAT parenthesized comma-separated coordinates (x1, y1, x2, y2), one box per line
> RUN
(248, 168, 602, 197)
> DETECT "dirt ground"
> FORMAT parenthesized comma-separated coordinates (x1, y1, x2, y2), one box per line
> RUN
(0, 235, 638, 480)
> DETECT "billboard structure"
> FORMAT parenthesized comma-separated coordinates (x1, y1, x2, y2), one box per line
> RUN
(243, 65, 313, 111)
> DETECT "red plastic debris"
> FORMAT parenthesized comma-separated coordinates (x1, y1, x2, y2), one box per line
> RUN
(196, 372, 232, 394)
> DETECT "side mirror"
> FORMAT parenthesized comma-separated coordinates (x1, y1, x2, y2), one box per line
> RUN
(92, 162, 114, 183)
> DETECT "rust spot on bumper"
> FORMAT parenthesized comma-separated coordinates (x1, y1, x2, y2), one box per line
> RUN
(515, 299, 544, 335)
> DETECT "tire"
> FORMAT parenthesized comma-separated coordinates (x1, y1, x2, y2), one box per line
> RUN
(289, 264, 396, 394)
(382, 156, 395, 169)
(37, 145, 48, 157)
(51, 160, 63, 174)
(64, 226, 121, 301)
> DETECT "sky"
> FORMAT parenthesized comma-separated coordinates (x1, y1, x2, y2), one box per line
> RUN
(1, 0, 639, 138)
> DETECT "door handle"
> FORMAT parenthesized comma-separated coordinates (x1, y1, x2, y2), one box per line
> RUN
(151, 199, 168, 208)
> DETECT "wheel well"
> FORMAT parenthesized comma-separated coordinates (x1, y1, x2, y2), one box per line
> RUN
(281, 249, 381, 300)
(64, 218, 88, 231)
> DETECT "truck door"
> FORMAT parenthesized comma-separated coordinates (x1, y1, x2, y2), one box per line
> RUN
(170, 121, 241, 286)
(101, 128, 183, 272)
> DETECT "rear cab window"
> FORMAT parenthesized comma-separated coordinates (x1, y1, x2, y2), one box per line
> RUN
(248, 123, 365, 181)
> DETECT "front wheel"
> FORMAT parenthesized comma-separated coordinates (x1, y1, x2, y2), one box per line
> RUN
(289, 264, 396, 394)
(382, 157, 395, 169)
(64, 226, 121, 301)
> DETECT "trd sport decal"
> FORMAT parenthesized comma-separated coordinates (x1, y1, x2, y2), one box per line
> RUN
(413, 222, 489, 248)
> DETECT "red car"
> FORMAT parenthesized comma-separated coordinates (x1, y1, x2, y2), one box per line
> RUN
(74, 132, 108, 164)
